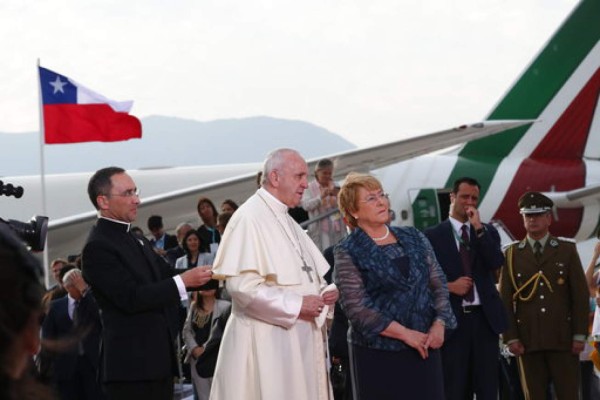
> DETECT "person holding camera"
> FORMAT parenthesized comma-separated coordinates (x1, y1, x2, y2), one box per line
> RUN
(301, 158, 345, 251)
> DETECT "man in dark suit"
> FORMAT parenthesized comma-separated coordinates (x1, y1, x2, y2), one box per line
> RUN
(425, 177, 508, 400)
(147, 215, 179, 257)
(42, 266, 103, 400)
(81, 166, 213, 400)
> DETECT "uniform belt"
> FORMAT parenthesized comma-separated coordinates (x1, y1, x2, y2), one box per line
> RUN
(462, 305, 481, 314)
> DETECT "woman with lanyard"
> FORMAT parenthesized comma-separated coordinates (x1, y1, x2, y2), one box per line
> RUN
(196, 197, 221, 254)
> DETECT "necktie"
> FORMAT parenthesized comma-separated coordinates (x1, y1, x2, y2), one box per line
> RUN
(73, 300, 84, 355)
(534, 241, 542, 262)
(72, 299, 80, 324)
(460, 225, 474, 302)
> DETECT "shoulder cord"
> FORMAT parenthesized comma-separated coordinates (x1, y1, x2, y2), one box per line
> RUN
(507, 246, 554, 303)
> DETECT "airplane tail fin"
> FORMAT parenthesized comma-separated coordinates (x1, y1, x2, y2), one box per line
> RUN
(448, 0, 600, 183)
(445, 0, 600, 239)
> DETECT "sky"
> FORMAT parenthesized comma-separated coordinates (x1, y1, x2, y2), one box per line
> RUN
(0, 0, 579, 147)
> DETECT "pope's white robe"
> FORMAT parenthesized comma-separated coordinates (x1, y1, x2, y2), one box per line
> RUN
(210, 188, 333, 400)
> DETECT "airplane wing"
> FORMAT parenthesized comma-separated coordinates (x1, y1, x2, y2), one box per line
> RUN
(544, 184, 600, 208)
(47, 119, 533, 264)
(324, 120, 534, 177)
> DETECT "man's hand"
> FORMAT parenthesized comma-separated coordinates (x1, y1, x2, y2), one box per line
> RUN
(447, 276, 473, 296)
(299, 295, 325, 321)
(572, 340, 585, 355)
(508, 341, 525, 356)
(322, 288, 339, 305)
(180, 266, 212, 288)
(465, 205, 482, 231)
(70, 273, 89, 293)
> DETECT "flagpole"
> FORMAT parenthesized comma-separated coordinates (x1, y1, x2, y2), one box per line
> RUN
(37, 58, 50, 289)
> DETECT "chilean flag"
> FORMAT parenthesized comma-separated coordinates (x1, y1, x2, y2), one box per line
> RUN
(39, 67, 142, 144)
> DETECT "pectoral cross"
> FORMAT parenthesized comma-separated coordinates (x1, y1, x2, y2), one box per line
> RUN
(301, 262, 314, 283)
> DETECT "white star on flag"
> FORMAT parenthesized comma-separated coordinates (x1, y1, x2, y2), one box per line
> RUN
(49, 75, 67, 94)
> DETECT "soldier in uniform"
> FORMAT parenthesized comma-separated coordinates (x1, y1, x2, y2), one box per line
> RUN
(499, 191, 589, 400)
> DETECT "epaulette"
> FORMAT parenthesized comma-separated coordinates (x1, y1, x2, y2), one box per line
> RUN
(557, 236, 576, 243)
(502, 240, 519, 252)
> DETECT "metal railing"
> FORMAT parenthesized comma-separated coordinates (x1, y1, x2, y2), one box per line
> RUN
(299, 207, 344, 230)
(299, 208, 349, 251)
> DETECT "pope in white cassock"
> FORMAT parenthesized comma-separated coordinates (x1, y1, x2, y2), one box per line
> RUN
(210, 148, 338, 400)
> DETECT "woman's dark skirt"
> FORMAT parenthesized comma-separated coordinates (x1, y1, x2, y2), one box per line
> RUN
(350, 344, 444, 400)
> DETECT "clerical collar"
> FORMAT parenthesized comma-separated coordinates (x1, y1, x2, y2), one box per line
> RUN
(99, 216, 131, 232)
(526, 233, 549, 249)
(258, 187, 288, 212)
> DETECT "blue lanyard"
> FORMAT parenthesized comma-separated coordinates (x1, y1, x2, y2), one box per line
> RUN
(207, 226, 216, 243)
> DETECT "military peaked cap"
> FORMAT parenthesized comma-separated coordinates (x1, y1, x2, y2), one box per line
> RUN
(518, 191, 553, 214)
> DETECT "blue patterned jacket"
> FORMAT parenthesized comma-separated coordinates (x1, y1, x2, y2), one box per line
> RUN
(334, 226, 456, 351)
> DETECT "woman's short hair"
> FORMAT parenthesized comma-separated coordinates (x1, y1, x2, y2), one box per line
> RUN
(338, 173, 383, 228)
(182, 229, 202, 255)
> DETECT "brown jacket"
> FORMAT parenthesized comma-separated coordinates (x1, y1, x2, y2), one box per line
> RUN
(499, 236, 589, 352)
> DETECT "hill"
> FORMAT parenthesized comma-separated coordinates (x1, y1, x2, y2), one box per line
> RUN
(0, 115, 355, 176)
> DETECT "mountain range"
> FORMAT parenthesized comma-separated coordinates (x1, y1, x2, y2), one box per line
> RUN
(0, 115, 355, 176)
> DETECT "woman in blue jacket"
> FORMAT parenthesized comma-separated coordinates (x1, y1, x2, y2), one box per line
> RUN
(334, 173, 456, 400)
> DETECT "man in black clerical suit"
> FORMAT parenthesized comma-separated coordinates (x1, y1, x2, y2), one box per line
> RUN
(425, 177, 508, 400)
(81, 167, 212, 400)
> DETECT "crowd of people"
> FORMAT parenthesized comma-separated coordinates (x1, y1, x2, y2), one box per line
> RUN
(1, 148, 600, 400)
